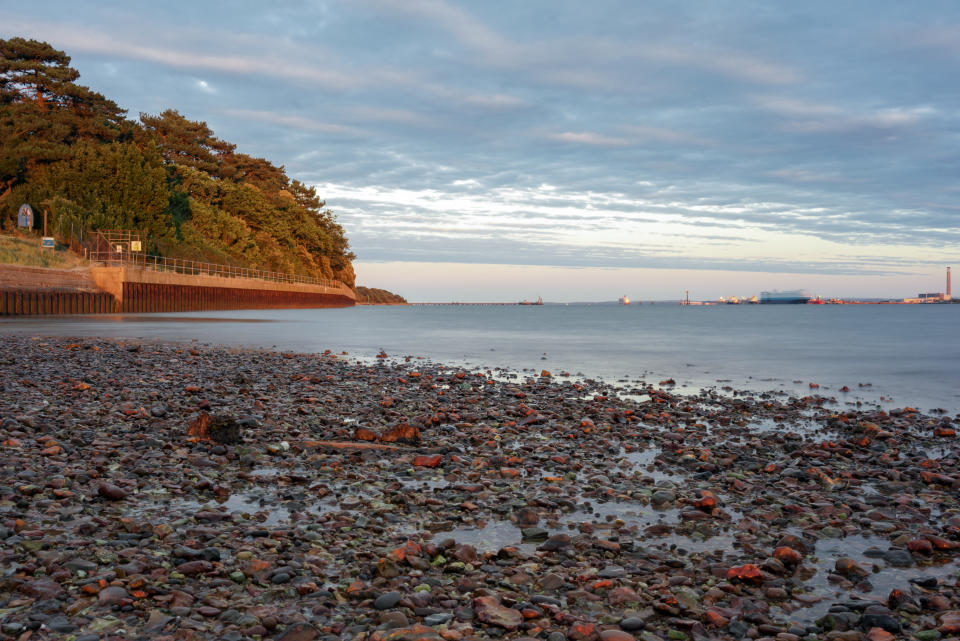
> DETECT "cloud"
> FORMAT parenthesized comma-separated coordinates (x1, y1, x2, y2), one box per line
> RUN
(359, 0, 516, 64)
(544, 125, 716, 148)
(194, 79, 217, 95)
(545, 131, 631, 147)
(621, 125, 718, 147)
(2, 19, 419, 91)
(342, 106, 432, 126)
(755, 95, 936, 133)
(222, 109, 363, 135)
(360, 0, 800, 86)
(767, 169, 864, 184)
(319, 179, 960, 274)
(5, 2, 958, 291)
(618, 42, 801, 85)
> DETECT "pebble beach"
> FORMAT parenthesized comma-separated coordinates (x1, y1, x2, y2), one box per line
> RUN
(1, 335, 958, 641)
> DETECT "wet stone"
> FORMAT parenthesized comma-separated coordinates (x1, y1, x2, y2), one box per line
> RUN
(619, 617, 647, 631)
(859, 614, 901, 634)
(1, 336, 959, 641)
(96, 482, 128, 500)
(97, 585, 129, 605)
(46, 616, 77, 633)
(522, 526, 549, 541)
(538, 533, 572, 551)
(651, 490, 676, 505)
(881, 549, 914, 567)
(375, 591, 403, 610)
(380, 611, 410, 629)
(597, 565, 626, 579)
(65, 558, 98, 573)
(277, 622, 319, 641)
(474, 596, 523, 630)
(424, 613, 453, 626)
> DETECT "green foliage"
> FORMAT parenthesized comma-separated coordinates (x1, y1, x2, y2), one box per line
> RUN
(0, 37, 356, 287)
(0, 38, 128, 199)
(139, 109, 234, 175)
(15, 139, 172, 250)
(355, 286, 407, 304)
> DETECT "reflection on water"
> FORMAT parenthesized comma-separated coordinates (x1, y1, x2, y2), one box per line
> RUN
(433, 521, 538, 555)
(782, 533, 960, 625)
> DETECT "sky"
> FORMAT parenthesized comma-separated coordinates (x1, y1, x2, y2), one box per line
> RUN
(4, 1, 959, 301)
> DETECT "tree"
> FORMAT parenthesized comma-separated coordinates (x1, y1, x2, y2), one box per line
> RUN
(0, 37, 126, 128)
(22, 140, 173, 246)
(140, 109, 235, 175)
(0, 38, 127, 203)
(0, 37, 79, 106)
(220, 152, 287, 192)
(1, 38, 358, 288)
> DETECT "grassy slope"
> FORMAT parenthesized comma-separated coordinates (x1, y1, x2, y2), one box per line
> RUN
(0, 235, 87, 269)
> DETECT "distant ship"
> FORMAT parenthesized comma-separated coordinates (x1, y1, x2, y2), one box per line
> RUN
(619, 295, 630, 305)
(519, 296, 543, 306)
(760, 289, 812, 304)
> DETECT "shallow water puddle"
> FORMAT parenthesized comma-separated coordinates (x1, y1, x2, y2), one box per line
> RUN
(397, 477, 450, 490)
(784, 533, 960, 625)
(432, 520, 539, 555)
(617, 445, 685, 481)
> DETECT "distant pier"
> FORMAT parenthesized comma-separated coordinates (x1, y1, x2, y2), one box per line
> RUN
(411, 302, 530, 306)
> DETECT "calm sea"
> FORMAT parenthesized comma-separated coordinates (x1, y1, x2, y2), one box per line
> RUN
(3, 303, 958, 413)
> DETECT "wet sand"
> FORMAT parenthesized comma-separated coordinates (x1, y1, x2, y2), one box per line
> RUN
(0, 335, 958, 641)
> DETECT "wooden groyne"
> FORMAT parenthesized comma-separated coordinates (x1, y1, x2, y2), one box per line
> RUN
(0, 264, 355, 315)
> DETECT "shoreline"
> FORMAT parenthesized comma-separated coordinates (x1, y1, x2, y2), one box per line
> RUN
(1, 335, 958, 641)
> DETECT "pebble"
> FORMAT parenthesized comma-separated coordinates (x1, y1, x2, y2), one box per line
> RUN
(619, 617, 647, 631)
(424, 613, 453, 626)
(0, 336, 956, 641)
(375, 591, 403, 610)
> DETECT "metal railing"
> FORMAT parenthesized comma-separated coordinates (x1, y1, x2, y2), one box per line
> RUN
(89, 250, 349, 292)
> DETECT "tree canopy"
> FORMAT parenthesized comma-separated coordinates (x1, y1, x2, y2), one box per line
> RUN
(0, 38, 355, 287)
(355, 286, 407, 304)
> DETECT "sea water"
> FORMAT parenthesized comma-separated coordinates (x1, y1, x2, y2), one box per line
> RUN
(3, 303, 958, 413)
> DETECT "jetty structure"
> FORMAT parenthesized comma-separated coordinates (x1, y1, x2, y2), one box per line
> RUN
(0, 231, 355, 316)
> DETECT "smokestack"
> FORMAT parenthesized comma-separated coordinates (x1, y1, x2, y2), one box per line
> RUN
(948, 266, 952, 299)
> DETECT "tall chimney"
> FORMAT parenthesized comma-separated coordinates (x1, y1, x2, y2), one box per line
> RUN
(948, 266, 952, 299)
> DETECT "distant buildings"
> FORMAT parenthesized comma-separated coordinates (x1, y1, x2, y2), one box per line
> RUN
(903, 266, 953, 303)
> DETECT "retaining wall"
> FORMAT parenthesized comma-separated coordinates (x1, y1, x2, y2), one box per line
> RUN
(0, 289, 115, 315)
(0, 265, 355, 315)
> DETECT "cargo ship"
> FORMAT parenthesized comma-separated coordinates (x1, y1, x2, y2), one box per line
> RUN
(760, 290, 812, 304)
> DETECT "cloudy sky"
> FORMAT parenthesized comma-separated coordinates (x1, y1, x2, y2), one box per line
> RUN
(5, 1, 959, 300)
